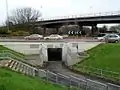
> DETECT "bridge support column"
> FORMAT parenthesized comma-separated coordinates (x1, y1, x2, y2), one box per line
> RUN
(78, 25, 83, 35)
(79, 25, 83, 31)
(43, 28, 46, 36)
(91, 24, 98, 36)
(56, 27, 59, 34)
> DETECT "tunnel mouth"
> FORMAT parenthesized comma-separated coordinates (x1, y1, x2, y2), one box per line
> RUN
(47, 48, 62, 61)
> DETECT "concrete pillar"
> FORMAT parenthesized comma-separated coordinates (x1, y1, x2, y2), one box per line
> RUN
(95, 26, 99, 34)
(56, 27, 59, 34)
(78, 25, 83, 36)
(79, 25, 83, 31)
(91, 24, 98, 35)
(43, 28, 46, 36)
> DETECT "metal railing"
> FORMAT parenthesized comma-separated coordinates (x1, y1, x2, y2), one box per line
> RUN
(37, 69, 106, 90)
(73, 65, 120, 83)
(65, 47, 120, 89)
(37, 68, 120, 90)
(66, 46, 120, 84)
(1, 51, 120, 90)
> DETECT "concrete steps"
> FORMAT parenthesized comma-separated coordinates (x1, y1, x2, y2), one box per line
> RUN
(5, 60, 38, 77)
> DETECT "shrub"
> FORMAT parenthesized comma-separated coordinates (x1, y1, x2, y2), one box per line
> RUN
(10, 31, 30, 36)
(17, 31, 30, 36)
(11, 32, 19, 36)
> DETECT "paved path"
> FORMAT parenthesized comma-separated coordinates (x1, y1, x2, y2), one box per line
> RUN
(45, 61, 107, 84)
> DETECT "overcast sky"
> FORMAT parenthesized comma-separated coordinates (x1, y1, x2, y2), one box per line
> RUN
(0, 0, 120, 26)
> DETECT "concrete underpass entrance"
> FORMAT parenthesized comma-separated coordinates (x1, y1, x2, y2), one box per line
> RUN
(47, 48, 62, 61)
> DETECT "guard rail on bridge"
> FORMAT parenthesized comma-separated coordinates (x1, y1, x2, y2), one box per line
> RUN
(40, 11, 120, 21)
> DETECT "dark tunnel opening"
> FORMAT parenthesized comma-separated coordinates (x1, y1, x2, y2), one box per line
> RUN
(47, 48, 62, 61)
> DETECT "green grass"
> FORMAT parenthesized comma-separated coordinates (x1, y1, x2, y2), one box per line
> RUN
(0, 68, 78, 90)
(0, 45, 25, 59)
(73, 43, 120, 82)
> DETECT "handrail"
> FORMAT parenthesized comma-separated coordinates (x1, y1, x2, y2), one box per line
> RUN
(74, 65, 120, 81)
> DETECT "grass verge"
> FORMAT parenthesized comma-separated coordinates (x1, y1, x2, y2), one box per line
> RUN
(0, 45, 25, 59)
(0, 68, 78, 90)
(73, 43, 120, 83)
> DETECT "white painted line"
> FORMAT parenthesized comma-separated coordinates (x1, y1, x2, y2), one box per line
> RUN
(11, 58, 38, 71)
(9, 60, 15, 68)
(19, 64, 23, 72)
(12, 62, 18, 70)
(23, 65, 26, 74)
(15, 63, 21, 71)
(5, 60, 12, 67)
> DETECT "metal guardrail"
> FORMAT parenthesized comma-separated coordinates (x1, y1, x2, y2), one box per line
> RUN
(65, 47, 120, 90)
(38, 69, 120, 90)
(75, 65, 120, 83)
(66, 46, 120, 84)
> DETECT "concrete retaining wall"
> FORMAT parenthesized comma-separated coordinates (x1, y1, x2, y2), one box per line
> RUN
(1, 42, 100, 66)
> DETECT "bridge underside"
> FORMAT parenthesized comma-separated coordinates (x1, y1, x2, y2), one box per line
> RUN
(40, 20, 120, 28)
(33, 15, 120, 35)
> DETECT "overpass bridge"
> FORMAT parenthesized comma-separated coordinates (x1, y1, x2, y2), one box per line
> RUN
(33, 11, 120, 34)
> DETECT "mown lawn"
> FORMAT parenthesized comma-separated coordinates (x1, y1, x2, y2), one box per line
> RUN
(0, 45, 25, 59)
(73, 43, 120, 82)
(0, 68, 78, 90)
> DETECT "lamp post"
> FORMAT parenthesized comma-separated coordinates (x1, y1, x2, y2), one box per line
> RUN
(6, 0, 9, 31)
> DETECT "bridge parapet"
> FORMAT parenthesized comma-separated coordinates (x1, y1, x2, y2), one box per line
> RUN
(40, 11, 120, 21)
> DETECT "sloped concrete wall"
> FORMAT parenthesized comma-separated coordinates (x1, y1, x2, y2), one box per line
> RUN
(4, 43, 41, 55)
(1, 42, 100, 66)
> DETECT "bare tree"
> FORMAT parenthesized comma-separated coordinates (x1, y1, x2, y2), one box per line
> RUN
(9, 7, 41, 25)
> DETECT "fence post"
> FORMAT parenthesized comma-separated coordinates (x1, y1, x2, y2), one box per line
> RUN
(77, 82, 82, 90)
(106, 85, 108, 90)
(85, 79, 88, 90)
(46, 70, 48, 81)
(69, 77, 71, 90)
(55, 75, 58, 83)
(35, 70, 39, 77)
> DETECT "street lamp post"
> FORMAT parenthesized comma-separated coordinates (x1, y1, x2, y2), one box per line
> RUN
(6, 0, 9, 31)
